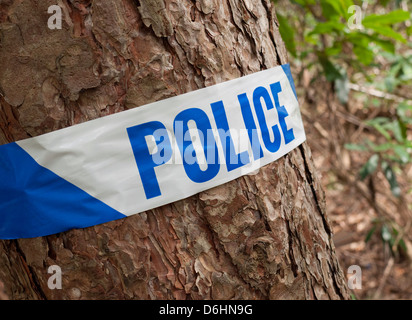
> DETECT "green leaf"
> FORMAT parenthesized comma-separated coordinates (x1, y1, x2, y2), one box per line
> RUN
(277, 14, 297, 57)
(344, 143, 368, 151)
(371, 124, 391, 140)
(325, 41, 343, 56)
(359, 154, 379, 180)
(291, 0, 315, 6)
(366, 118, 392, 140)
(366, 35, 395, 53)
(309, 20, 345, 35)
(379, 0, 391, 7)
(321, 0, 354, 19)
(321, 0, 344, 18)
(381, 161, 401, 197)
(397, 102, 412, 119)
(398, 239, 408, 252)
(321, 0, 341, 19)
(365, 225, 377, 243)
(389, 60, 403, 77)
(398, 117, 408, 141)
(367, 117, 391, 126)
(393, 145, 410, 164)
(373, 39, 395, 53)
(396, 118, 407, 141)
(364, 24, 406, 43)
(371, 142, 395, 152)
(353, 45, 375, 65)
(335, 72, 349, 104)
(407, 25, 412, 36)
(346, 33, 375, 65)
(382, 120, 405, 143)
(400, 61, 412, 81)
(384, 76, 399, 92)
(340, 0, 355, 14)
(318, 55, 343, 82)
(381, 224, 392, 242)
(362, 10, 411, 26)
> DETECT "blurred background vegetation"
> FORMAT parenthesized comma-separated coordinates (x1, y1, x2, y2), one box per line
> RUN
(273, 0, 412, 299)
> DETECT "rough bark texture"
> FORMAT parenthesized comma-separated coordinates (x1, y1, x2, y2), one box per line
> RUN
(0, 0, 350, 300)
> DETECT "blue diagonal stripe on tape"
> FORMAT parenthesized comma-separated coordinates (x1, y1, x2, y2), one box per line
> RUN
(0, 142, 126, 239)
(281, 64, 297, 100)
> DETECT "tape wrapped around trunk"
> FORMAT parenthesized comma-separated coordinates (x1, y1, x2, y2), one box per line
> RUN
(0, 64, 305, 239)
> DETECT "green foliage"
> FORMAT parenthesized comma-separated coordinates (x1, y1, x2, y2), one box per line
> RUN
(380, 51, 412, 91)
(277, 13, 297, 57)
(362, 10, 410, 26)
(359, 154, 379, 180)
(273, 0, 410, 72)
(275, 2, 412, 263)
(361, 9, 410, 44)
(274, 0, 412, 199)
(335, 72, 350, 104)
(382, 161, 401, 197)
(365, 218, 407, 257)
(346, 100, 411, 197)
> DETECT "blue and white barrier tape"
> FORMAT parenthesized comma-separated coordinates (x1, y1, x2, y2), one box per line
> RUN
(0, 64, 305, 239)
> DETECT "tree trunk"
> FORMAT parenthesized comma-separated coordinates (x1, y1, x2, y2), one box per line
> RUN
(0, 0, 349, 300)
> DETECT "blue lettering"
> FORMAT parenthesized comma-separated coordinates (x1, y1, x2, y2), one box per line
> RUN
(269, 82, 295, 144)
(238, 93, 264, 161)
(252, 86, 281, 153)
(211, 100, 249, 171)
(174, 108, 220, 183)
(127, 121, 172, 199)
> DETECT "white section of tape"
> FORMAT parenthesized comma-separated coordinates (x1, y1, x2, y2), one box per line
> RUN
(17, 64, 305, 216)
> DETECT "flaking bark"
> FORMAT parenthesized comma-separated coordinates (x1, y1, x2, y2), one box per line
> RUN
(0, 0, 350, 300)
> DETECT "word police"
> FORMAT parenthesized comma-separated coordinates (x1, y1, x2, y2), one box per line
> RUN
(128, 81, 295, 200)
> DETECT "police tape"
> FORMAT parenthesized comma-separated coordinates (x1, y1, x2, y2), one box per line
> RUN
(0, 64, 305, 239)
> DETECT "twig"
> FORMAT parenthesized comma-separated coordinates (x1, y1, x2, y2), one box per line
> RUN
(373, 257, 395, 300)
(392, 220, 411, 255)
(349, 83, 412, 105)
(333, 167, 387, 218)
(335, 110, 365, 127)
(350, 107, 381, 142)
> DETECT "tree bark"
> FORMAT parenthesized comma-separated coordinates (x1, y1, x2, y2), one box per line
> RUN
(0, 0, 349, 300)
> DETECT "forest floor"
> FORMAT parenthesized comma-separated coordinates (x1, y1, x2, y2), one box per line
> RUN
(294, 66, 412, 300)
